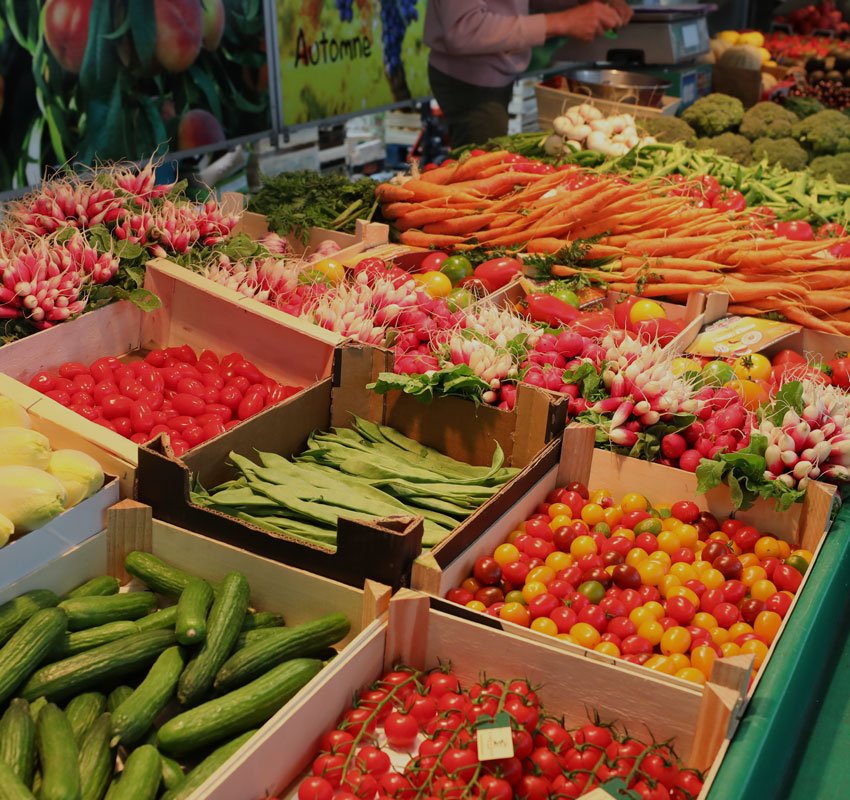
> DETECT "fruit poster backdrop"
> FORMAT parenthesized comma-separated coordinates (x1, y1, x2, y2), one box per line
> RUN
(0, 0, 271, 193)
(276, 0, 429, 127)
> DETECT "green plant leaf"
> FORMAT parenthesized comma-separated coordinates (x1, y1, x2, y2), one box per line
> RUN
(126, 288, 161, 313)
(695, 459, 726, 494)
(114, 240, 144, 260)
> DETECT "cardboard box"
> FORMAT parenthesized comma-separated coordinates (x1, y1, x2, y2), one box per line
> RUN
(135, 346, 567, 589)
(201, 591, 749, 800)
(0, 500, 391, 795)
(712, 64, 764, 108)
(411, 425, 836, 704)
(0, 259, 338, 470)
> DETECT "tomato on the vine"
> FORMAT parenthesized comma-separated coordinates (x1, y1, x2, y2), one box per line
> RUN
(828, 354, 850, 389)
(732, 353, 771, 382)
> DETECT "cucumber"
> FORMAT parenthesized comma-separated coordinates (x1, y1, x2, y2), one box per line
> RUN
(177, 573, 249, 707)
(0, 608, 68, 705)
(175, 579, 213, 646)
(159, 756, 184, 793)
(58, 594, 156, 631)
(134, 606, 177, 633)
(215, 613, 350, 692)
(0, 699, 35, 787)
(78, 713, 113, 800)
(159, 658, 321, 756)
(160, 730, 256, 800)
(53, 623, 141, 660)
(0, 760, 35, 799)
(65, 578, 120, 601)
(21, 629, 177, 702)
(123, 554, 197, 598)
(27, 698, 47, 722)
(103, 745, 159, 800)
(111, 647, 185, 747)
(105, 688, 133, 714)
(233, 627, 286, 651)
(64, 694, 106, 744)
(0, 591, 59, 648)
(35, 703, 80, 800)
(240, 611, 285, 631)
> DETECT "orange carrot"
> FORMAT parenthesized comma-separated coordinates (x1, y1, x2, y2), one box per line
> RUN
(423, 213, 500, 236)
(398, 230, 466, 248)
(525, 238, 573, 254)
(376, 183, 415, 202)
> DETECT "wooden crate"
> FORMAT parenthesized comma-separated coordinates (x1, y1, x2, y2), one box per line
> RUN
(201, 590, 748, 800)
(0, 499, 391, 795)
(412, 425, 836, 704)
(0, 259, 338, 469)
(136, 347, 567, 590)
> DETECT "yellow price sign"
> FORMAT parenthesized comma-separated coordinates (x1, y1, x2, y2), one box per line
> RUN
(687, 316, 801, 358)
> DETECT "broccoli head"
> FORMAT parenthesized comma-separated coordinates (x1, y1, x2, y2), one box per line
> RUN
(783, 95, 826, 120)
(696, 132, 753, 165)
(681, 93, 745, 137)
(739, 102, 799, 141)
(791, 110, 850, 155)
(751, 137, 809, 171)
(641, 116, 697, 146)
(809, 153, 850, 183)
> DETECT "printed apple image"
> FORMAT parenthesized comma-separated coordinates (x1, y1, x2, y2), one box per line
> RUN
(154, 0, 203, 73)
(202, 0, 226, 51)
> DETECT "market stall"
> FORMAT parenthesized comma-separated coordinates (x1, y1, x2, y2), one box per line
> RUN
(3, 2, 850, 799)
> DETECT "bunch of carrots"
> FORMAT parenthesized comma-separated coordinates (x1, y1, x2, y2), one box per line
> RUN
(377, 151, 850, 334)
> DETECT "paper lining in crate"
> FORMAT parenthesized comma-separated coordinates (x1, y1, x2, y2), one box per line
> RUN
(0, 499, 391, 796)
(412, 424, 835, 705)
(200, 589, 750, 800)
(0, 259, 338, 469)
(135, 343, 568, 590)
(536, 82, 681, 131)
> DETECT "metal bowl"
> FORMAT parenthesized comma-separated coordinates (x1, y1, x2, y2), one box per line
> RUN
(564, 68, 671, 108)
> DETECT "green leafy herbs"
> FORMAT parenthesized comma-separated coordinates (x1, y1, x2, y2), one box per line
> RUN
(767, 380, 804, 427)
(695, 434, 806, 511)
(368, 366, 491, 404)
(561, 362, 607, 403)
(247, 171, 380, 242)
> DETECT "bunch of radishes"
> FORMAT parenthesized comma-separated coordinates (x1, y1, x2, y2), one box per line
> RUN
(521, 329, 601, 398)
(760, 380, 850, 491)
(545, 104, 656, 158)
(665, 387, 753, 472)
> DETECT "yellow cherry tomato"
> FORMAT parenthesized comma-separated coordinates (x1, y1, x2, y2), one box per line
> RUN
(667, 586, 700, 607)
(557, 633, 577, 644)
(527, 566, 555, 585)
(677, 524, 699, 549)
(671, 357, 702, 378)
(466, 600, 486, 612)
(493, 543, 520, 566)
(676, 667, 707, 685)
(728, 622, 754, 640)
(777, 540, 792, 559)
(657, 530, 681, 555)
(738, 553, 760, 569)
(637, 559, 666, 587)
(621, 492, 649, 512)
(638, 620, 665, 645)
(741, 639, 769, 670)
(791, 549, 814, 564)
(312, 257, 345, 284)
(545, 551, 572, 572)
(702, 568, 725, 590)
(570, 622, 601, 648)
(581, 503, 606, 526)
(594, 641, 621, 658)
(549, 514, 572, 531)
(659, 574, 682, 598)
(646, 655, 677, 675)
(661, 626, 692, 655)
(603, 506, 623, 526)
(626, 547, 649, 567)
(750, 579, 778, 602)
(570, 535, 598, 558)
(548, 503, 571, 519)
(667, 653, 691, 672)
(754, 610, 782, 644)
(643, 601, 665, 620)
(500, 602, 531, 626)
(630, 299, 667, 324)
(670, 563, 698, 583)
(521, 581, 548, 603)
(710, 626, 731, 645)
(732, 353, 772, 382)
(693, 612, 718, 630)
(741, 565, 767, 587)
(721, 642, 742, 658)
(691, 645, 717, 680)
(417, 271, 452, 298)
(589, 488, 613, 506)
(725, 378, 769, 411)
(531, 617, 559, 637)
(629, 606, 656, 628)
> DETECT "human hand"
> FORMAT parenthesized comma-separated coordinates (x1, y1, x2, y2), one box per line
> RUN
(547, 2, 625, 42)
(608, 0, 634, 25)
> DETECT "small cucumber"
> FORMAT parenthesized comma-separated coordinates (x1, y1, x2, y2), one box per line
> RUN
(53, 622, 141, 660)
(104, 744, 160, 800)
(159, 658, 321, 756)
(123, 554, 197, 598)
(0, 591, 59, 648)
(106, 687, 133, 714)
(27, 698, 47, 722)
(111, 647, 185, 747)
(215, 613, 350, 692)
(58, 594, 156, 631)
(78, 713, 114, 800)
(65, 578, 120, 601)
(64, 693, 106, 744)
(0, 608, 68, 705)
(0, 699, 36, 786)
(175, 580, 213, 646)
(21, 629, 177, 702)
(134, 606, 177, 633)
(0, 759, 35, 799)
(177, 572, 249, 707)
(159, 756, 184, 793)
(240, 611, 285, 632)
(35, 703, 81, 800)
(160, 730, 256, 800)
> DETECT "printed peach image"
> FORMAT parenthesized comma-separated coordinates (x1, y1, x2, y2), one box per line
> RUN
(0, 0, 271, 192)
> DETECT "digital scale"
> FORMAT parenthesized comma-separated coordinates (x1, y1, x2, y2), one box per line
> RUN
(553, 3, 714, 66)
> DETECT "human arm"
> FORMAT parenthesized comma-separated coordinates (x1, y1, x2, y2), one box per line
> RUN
(545, 1, 627, 42)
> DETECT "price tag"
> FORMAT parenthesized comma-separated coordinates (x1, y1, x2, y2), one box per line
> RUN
(475, 712, 514, 761)
(686, 316, 800, 357)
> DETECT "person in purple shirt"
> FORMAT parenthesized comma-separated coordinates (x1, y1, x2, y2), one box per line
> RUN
(425, 1, 634, 148)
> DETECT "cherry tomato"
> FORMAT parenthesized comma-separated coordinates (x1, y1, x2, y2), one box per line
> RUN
(237, 392, 266, 420)
(415, 271, 452, 298)
(732, 353, 772, 382)
(439, 255, 474, 286)
(299, 777, 334, 800)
